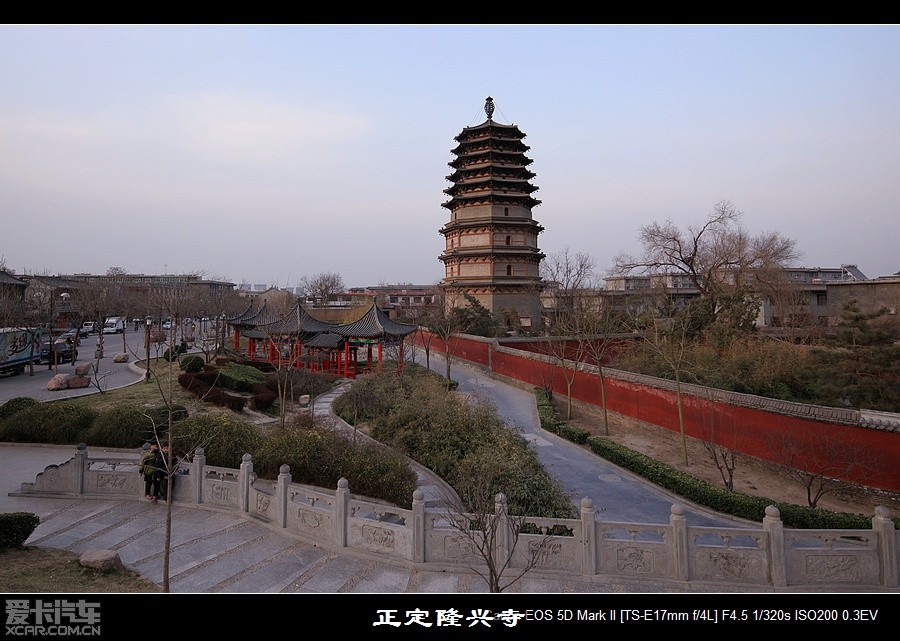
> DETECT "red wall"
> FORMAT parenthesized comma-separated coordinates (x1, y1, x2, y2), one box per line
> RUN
(409, 332, 900, 494)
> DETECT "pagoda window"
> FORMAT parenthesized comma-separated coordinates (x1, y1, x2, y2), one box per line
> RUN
(506, 265, 512, 276)
(504, 207, 509, 216)
(505, 236, 511, 246)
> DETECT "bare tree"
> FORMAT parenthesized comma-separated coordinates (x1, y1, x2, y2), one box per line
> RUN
(439, 462, 552, 593)
(613, 200, 799, 343)
(697, 407, 740, 491)
(539, 324, 588, 422)
(765, 422, 883, 508)
(298, 272, 345, 306)
(625, 294, 696, 466)
(575, 285, 626, 435)
(425, 292, 467, 390)
(541, 246, 596, 334)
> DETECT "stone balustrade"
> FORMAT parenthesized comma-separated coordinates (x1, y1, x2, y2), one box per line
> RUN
(14, 444, 899, 590)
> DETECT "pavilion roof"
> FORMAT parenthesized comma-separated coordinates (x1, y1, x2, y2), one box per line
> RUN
(225, 301, 257, 324)
(331, 304, 417, 339)
(260, 303, 335, 335)
(304, 332, 345, 349)
(239, 302, 282, 328)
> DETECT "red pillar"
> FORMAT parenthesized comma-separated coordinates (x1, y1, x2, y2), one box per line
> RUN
(343, 341, 350, 378)
(378, 342, 383, 372)
(399, 342, 404, 375)
(248, 338, 255, 359)
(233, 328, 240, 350)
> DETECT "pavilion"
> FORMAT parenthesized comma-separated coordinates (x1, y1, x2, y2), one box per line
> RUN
(224, 302, 417, 378)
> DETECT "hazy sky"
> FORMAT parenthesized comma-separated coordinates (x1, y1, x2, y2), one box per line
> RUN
(2, 24, 898, 289)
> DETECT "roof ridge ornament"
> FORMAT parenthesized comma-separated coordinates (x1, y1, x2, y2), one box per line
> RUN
(485, 96, 494, 121)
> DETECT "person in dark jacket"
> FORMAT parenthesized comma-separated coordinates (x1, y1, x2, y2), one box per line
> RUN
(140, 443, 163, 502)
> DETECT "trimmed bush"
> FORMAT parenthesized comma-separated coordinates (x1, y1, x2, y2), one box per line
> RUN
(251, 383, 277, 410)
(584, 435, 886, 529)
(0, 512, 41, 548)
(253, 426, 418, 509)
(0, 396, 39, 420)
(0, 402, 96, 444)
(143, 404, 189, 427)
(173, 414, 262, 468)
(179, 355, 205, 373)
(85, 404, 158, 448)
(218, 363, 267, 392)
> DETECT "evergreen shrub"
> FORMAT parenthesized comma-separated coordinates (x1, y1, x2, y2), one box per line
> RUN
(0, 402, 96, 444)
(0, 396, 39, 420)
(174, 414, 262, 468)
(0, 512, 41, 548)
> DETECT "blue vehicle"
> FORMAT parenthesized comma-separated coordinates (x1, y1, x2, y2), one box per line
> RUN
(0, 327, 43, 376)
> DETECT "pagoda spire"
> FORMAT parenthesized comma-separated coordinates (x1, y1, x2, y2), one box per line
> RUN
(484, 96, 494, 121)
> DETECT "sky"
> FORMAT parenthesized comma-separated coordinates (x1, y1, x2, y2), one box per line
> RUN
(2, 24, 899, 290)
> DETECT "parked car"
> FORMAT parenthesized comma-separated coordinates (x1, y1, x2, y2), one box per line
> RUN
(82, 321, 96, 335)
(41, 341, 78, 364)
(59, 329, 80, 343)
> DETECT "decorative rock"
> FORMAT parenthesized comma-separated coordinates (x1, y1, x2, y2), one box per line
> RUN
(68, 376, 91, 389)
(74, 363, 92, 376)
(46, 374, 70, 391)
(113, 353, 129, 363)
(79, 549, 125, 572)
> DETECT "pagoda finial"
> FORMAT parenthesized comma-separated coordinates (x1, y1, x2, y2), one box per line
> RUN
(485, 96, 494, 121)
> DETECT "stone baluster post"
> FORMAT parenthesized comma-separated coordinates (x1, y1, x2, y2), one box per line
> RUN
(192, 447, 206, 504)
(873, 506, 898, 587)
(763, 505, 786, 587)
(75, 443, 87, 495)
(580, 497, 597, 575)
(495, 493, 511, 571)
(412, 489, 425, 563)
(670, 504, 689, 581)
(239, 453, 252, 513)
(276, 465, 291, 529)
(137, 442, 150, 498)
(335, 477, 349, 548)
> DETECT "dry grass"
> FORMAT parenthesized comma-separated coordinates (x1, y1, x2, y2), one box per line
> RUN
(554, 394, 900, 517)
(0, 546, 160, 593)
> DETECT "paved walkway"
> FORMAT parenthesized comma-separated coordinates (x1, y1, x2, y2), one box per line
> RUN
(3, 355, 892, 593)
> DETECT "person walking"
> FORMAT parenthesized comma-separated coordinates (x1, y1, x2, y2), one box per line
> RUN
(140, 443, 163, 503)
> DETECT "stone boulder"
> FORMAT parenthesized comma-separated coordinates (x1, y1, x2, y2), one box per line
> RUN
(113, 353, 129, 363)
(46, 374, 70, 391)
(68, 376, 91, 389)
(79, 549, 125, 572)
(74, 362, 92, 376)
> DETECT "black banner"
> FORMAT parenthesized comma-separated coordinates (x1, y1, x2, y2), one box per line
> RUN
(3, 592, 898, 638)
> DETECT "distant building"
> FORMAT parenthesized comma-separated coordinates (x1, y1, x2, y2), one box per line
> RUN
(0, 271, 29, 323)
(439, 97, 545, 331)
(600, 264, 900, 334)
(825, 273, 900, 333)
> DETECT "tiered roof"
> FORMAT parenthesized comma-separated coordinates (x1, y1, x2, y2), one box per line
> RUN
(227, 302, 415, 344)
(331, 304, 417, 340)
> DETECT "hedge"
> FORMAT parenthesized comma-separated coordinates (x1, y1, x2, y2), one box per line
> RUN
(0, 512, 41, 548)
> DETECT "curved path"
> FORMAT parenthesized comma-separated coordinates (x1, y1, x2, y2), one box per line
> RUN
(415, 353, 752, 528)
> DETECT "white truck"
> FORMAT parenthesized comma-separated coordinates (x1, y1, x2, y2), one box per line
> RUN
(0, 327, 43, 376)
(102, 317, 126, 334)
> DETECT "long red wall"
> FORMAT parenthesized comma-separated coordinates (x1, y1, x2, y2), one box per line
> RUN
(409, 332, 900, 494)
